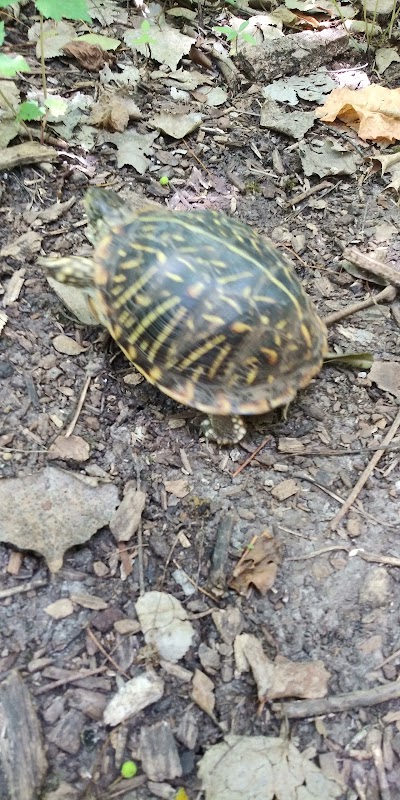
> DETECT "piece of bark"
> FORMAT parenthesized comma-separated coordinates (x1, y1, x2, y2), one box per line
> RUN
(237, 28, 349, 83)
(140, 721, 182, 781)
(0, 670, 47, 800)
(0, 142, 58, 170)
(209, 513, 235, 592)
(47, 709, 86, 755)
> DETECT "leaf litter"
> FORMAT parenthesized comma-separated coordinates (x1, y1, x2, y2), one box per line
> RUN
(0, 467, 119, 572)
(2, 0, 400, 796)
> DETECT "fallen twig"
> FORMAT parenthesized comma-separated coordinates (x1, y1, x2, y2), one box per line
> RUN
(0, 579, 48, 599)
(64, 372, 92, 438)
(343, 247, 400, 289)
(232, 436, 271, 477)
(272, 679, 400, 718)
(329, 407, 400, 530)
(323, 285, 397, 327)
(34, 665, 109, 695)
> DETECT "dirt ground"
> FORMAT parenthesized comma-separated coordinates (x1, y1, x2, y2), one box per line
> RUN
(1, 12, 400, 800)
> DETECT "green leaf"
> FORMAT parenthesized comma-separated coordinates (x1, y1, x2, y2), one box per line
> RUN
(0, 53, 31, 77)
(0, 21, 4, 46)
(77, 33, 121, 50)
(214, 25, 237, 41)
(324, 351, 374, 369)
(16, 100, 45, 121)
(44, 95, 68, 117)
(35, 0, 92, 22)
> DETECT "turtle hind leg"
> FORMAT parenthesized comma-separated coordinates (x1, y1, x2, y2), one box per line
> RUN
(201, 414, 246, 445)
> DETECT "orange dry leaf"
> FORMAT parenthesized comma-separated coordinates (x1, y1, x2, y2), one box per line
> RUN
(229, 530, 281, 596)
(316, 85, 400, 143)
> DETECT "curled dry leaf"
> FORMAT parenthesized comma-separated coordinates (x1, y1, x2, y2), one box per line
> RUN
(0, 466, 119, 572)
(52, 334, 87, 356)
(229, 530, 281, 596)
(235, 633, 330, 702)
(192, 668, 215, 718)
(63, 41, 112, 71)
(369, 361, 400, 399)
(90, 94, 142, 132)
(316, 85, 400, 143)
(109, 481, 146, 542)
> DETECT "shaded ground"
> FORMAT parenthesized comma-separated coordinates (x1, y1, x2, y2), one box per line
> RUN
(1, 9, 400, 800)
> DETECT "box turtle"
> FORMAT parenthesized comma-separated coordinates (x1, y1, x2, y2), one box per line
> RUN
(42, 188, 327, 443)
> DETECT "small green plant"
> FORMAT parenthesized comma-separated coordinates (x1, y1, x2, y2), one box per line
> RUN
(213, 20, 256, 54)
(0, 0, 91, 138)
(132, 19, 155, 48)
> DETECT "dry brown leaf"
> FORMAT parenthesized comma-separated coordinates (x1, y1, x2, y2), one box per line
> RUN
(198, 735, 342, 800)
(0, 466, 119, 572)
(44, 599, 74, 619)
(164, 478, 190, 498)
(52, 334, 87, 355)
(316, 85, 400, 143)
(369, 361, 400, 399)
(63, 41, 111, 71)
(192, 668, 215, 717)
(109, 481, 146, 542)
(90, 95, 141, 132)
(229, 530, 281, 596)
(234, 633, 330, 701)
(271, 478, 299, 501)
(0, 230, 42, 260)
(48, 435, 90, 462)
(70, 594, 108, 610)
(268, 655, 330, 701)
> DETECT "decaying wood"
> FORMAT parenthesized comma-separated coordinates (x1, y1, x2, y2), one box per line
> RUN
(272, 679, 400, 719)
(237, 27, 349, 83)
(0, 142, 58, 170)
(0, 670, 47, 800)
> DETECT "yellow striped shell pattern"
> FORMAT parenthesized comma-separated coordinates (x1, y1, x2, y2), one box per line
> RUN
(90, 208, 328, 417)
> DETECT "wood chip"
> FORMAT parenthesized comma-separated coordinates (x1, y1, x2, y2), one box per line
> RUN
(140, 721, 183, 781)
(0, 671, 47, 800)
(271, 478, 299, 501)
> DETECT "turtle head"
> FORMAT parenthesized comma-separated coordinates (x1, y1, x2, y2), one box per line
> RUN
(84, 188, 126, 242)
(39, 255, 96, 288)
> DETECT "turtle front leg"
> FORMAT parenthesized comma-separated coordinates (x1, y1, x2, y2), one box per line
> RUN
(201, 414, 247, 445)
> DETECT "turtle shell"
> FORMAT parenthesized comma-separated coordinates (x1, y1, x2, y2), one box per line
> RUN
(90, 208, 327, 416)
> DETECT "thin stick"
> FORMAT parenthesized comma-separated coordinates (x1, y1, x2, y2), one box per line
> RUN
(135, 460, 145, 596)
(272, 680, 400, 719)
(323, 285, 396, 327)
(232, 436, 271, 477)
(0, 579, 48, 599)
(34, 665, 109, 695)
(64, 373, 92, 438)
(369, 730, 391, 800)
(329, 408, 400, 530)
(343, 247, 400, 289)
(86, 627, 130, 679)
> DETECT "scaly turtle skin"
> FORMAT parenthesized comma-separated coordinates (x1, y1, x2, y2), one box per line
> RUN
(42, 188, 328, 443)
